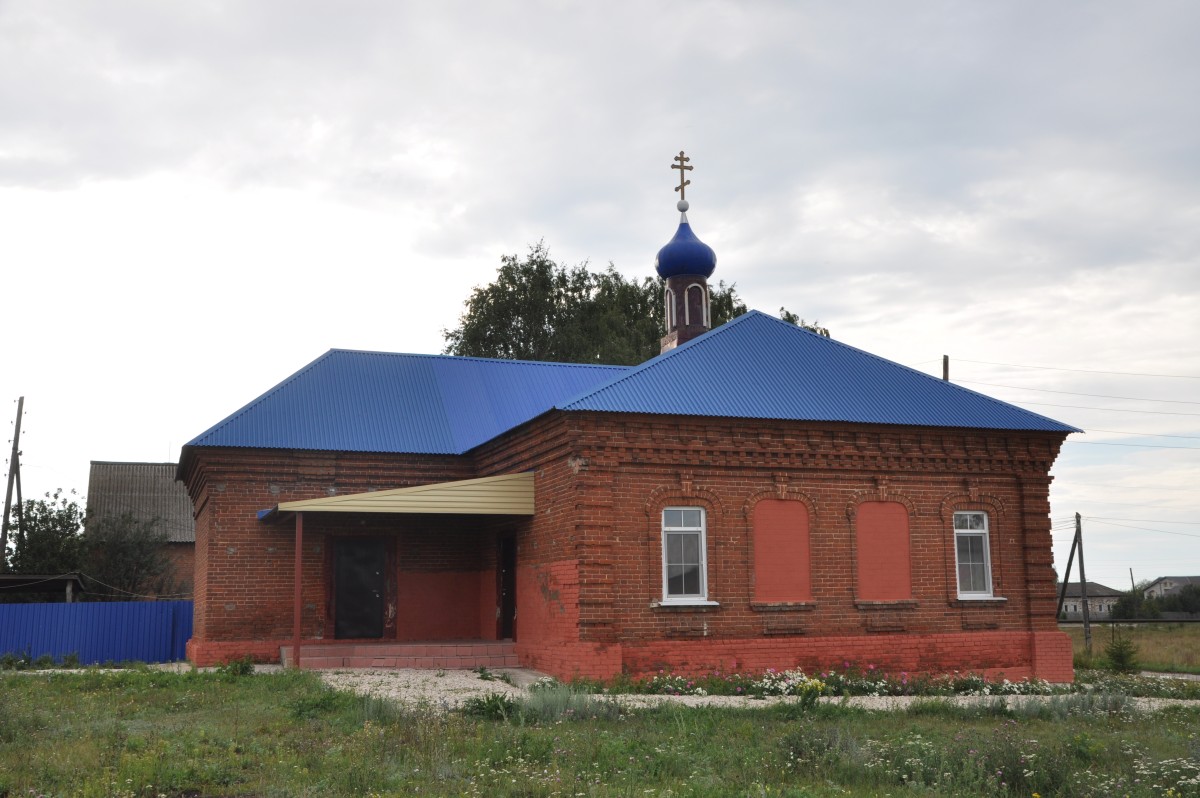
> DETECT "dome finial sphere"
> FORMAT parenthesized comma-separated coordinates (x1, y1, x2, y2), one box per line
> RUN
(677, 199, 689, 212)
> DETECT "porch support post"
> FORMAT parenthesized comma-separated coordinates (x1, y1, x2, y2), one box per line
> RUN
(292, 512, 303, 669)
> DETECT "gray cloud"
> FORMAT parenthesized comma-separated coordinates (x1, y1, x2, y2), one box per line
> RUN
(1, 0, 1198, 589)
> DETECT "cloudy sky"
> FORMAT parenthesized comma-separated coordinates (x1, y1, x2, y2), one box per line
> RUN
(2, 1, 1197, 591)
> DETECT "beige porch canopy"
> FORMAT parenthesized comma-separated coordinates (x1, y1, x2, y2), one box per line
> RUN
(276, 471, 534, 516)
(265, 471, 534, 668)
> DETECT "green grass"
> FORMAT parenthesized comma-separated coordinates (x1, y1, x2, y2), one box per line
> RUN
(2, 668, 1200, 797)
(1062, 622, 1200, 674)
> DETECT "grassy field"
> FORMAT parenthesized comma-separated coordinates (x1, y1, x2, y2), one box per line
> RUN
(2, 667, 1200, 797)
(1062, 622, 1200, 673)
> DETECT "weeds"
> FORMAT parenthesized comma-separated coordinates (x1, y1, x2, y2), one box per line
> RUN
(461, 692, 517, 720)
(2, 666, 1199, 797)
(473, 665, 515, 685)
(215, 655, 255, 679)
(516, 683, 624, 723)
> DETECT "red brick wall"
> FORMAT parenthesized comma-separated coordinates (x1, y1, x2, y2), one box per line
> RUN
(549, 413, 1071, 682)
(181, 448, 482, 659)
(163, 542, 194, 597)
(395, 571, 485, 640)
(182, 413, 1072, 681)
(621, 630, 1042, 681)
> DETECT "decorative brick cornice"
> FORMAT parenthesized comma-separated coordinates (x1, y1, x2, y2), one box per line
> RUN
(571, 414, 1067, 476)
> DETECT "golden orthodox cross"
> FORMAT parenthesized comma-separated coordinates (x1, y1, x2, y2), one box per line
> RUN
(671, 151, 692, 200)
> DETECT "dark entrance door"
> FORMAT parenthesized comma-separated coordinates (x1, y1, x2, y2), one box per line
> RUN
(498, 536, 516, 640)
(334, 538, 386, 639)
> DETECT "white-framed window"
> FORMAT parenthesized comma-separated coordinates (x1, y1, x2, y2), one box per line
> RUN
(662, 507, 708, 602)
(953, 511, 993, 598)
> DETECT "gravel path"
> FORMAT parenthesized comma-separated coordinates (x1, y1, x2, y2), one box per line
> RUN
(317, 667, 1199, 713)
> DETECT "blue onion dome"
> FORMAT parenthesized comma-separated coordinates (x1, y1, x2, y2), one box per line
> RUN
(655, 201, 717, 279)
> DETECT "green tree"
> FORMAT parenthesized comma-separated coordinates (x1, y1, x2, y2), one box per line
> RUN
(1111, 589, 1161, 620)
(1160, 584, 1200, 615)
(443, 243, 828, 365)
(82, 513, 174, 600)
(5, 489, 84, 576)
(778, 307, 830, 338)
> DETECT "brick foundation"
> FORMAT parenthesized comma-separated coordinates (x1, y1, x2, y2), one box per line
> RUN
(618, 630, 1072, 682)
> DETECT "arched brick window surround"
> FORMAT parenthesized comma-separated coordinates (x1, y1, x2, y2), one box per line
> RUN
(644, 478, 725, 606)
(846, 486, 917, 603)
(683, 282, 709, 327)
(743, 487, 817, 603)
(938, 487, 1009, 602)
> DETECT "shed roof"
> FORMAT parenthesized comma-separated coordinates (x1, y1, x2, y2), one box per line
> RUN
(86, 462, 195, 543)
(183, 310, 1076, 459)
(267, 472, 534, 518)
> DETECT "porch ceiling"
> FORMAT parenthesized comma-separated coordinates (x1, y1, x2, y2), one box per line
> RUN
(273, 472, 534, 516)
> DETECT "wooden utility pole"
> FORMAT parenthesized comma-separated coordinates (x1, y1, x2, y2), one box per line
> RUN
(1, 396, 24, 572)
(1054, 512, 1092, 654)
(1076, 513, 1092, 654)
(942, 355, 949, 381)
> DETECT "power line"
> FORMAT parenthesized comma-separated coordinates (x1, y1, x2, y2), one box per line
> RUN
(1086, 516, 1198, 525)
(953, 358, 1200, 379)
(1052, 499, 1194, 511)
(1050, 481, 1198, 493)
(1083, 518, 1200, 540)
(957, 379, 1200, 406)
(1084, 429, 1200, 441)
(1017, 400, 1200, 417)
(77, 572, 192, 600)
(1069, 441, 1200, 450)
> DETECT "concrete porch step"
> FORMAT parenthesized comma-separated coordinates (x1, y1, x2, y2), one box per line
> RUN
(279, 640, 518, 670)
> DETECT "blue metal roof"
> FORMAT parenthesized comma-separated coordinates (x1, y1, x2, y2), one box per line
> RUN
(557, 311, 1079, 433)
(186, 312, 1076, 458)
(185, 351, 629, 454)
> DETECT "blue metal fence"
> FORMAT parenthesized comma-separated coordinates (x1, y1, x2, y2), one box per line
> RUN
(0, 601, 193, 664)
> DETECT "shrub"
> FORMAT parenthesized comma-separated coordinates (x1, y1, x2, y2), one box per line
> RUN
(216, 656, 255, 679)
(462, 692, 517, 720)
(1104, 632, 1140, 674)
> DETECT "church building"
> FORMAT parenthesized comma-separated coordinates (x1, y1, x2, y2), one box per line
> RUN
(178, 155, 1076, 682)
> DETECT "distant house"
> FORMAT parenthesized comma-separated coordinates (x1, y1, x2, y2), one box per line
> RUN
(1057, 581, 1124, 620)
(86, 462, 195, 597)
(1143, 576, 1200, 601)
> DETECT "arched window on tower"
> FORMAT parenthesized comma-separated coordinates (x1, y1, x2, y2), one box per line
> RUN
(664, 287, 675, 331)
(685, 283, 707, 327)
